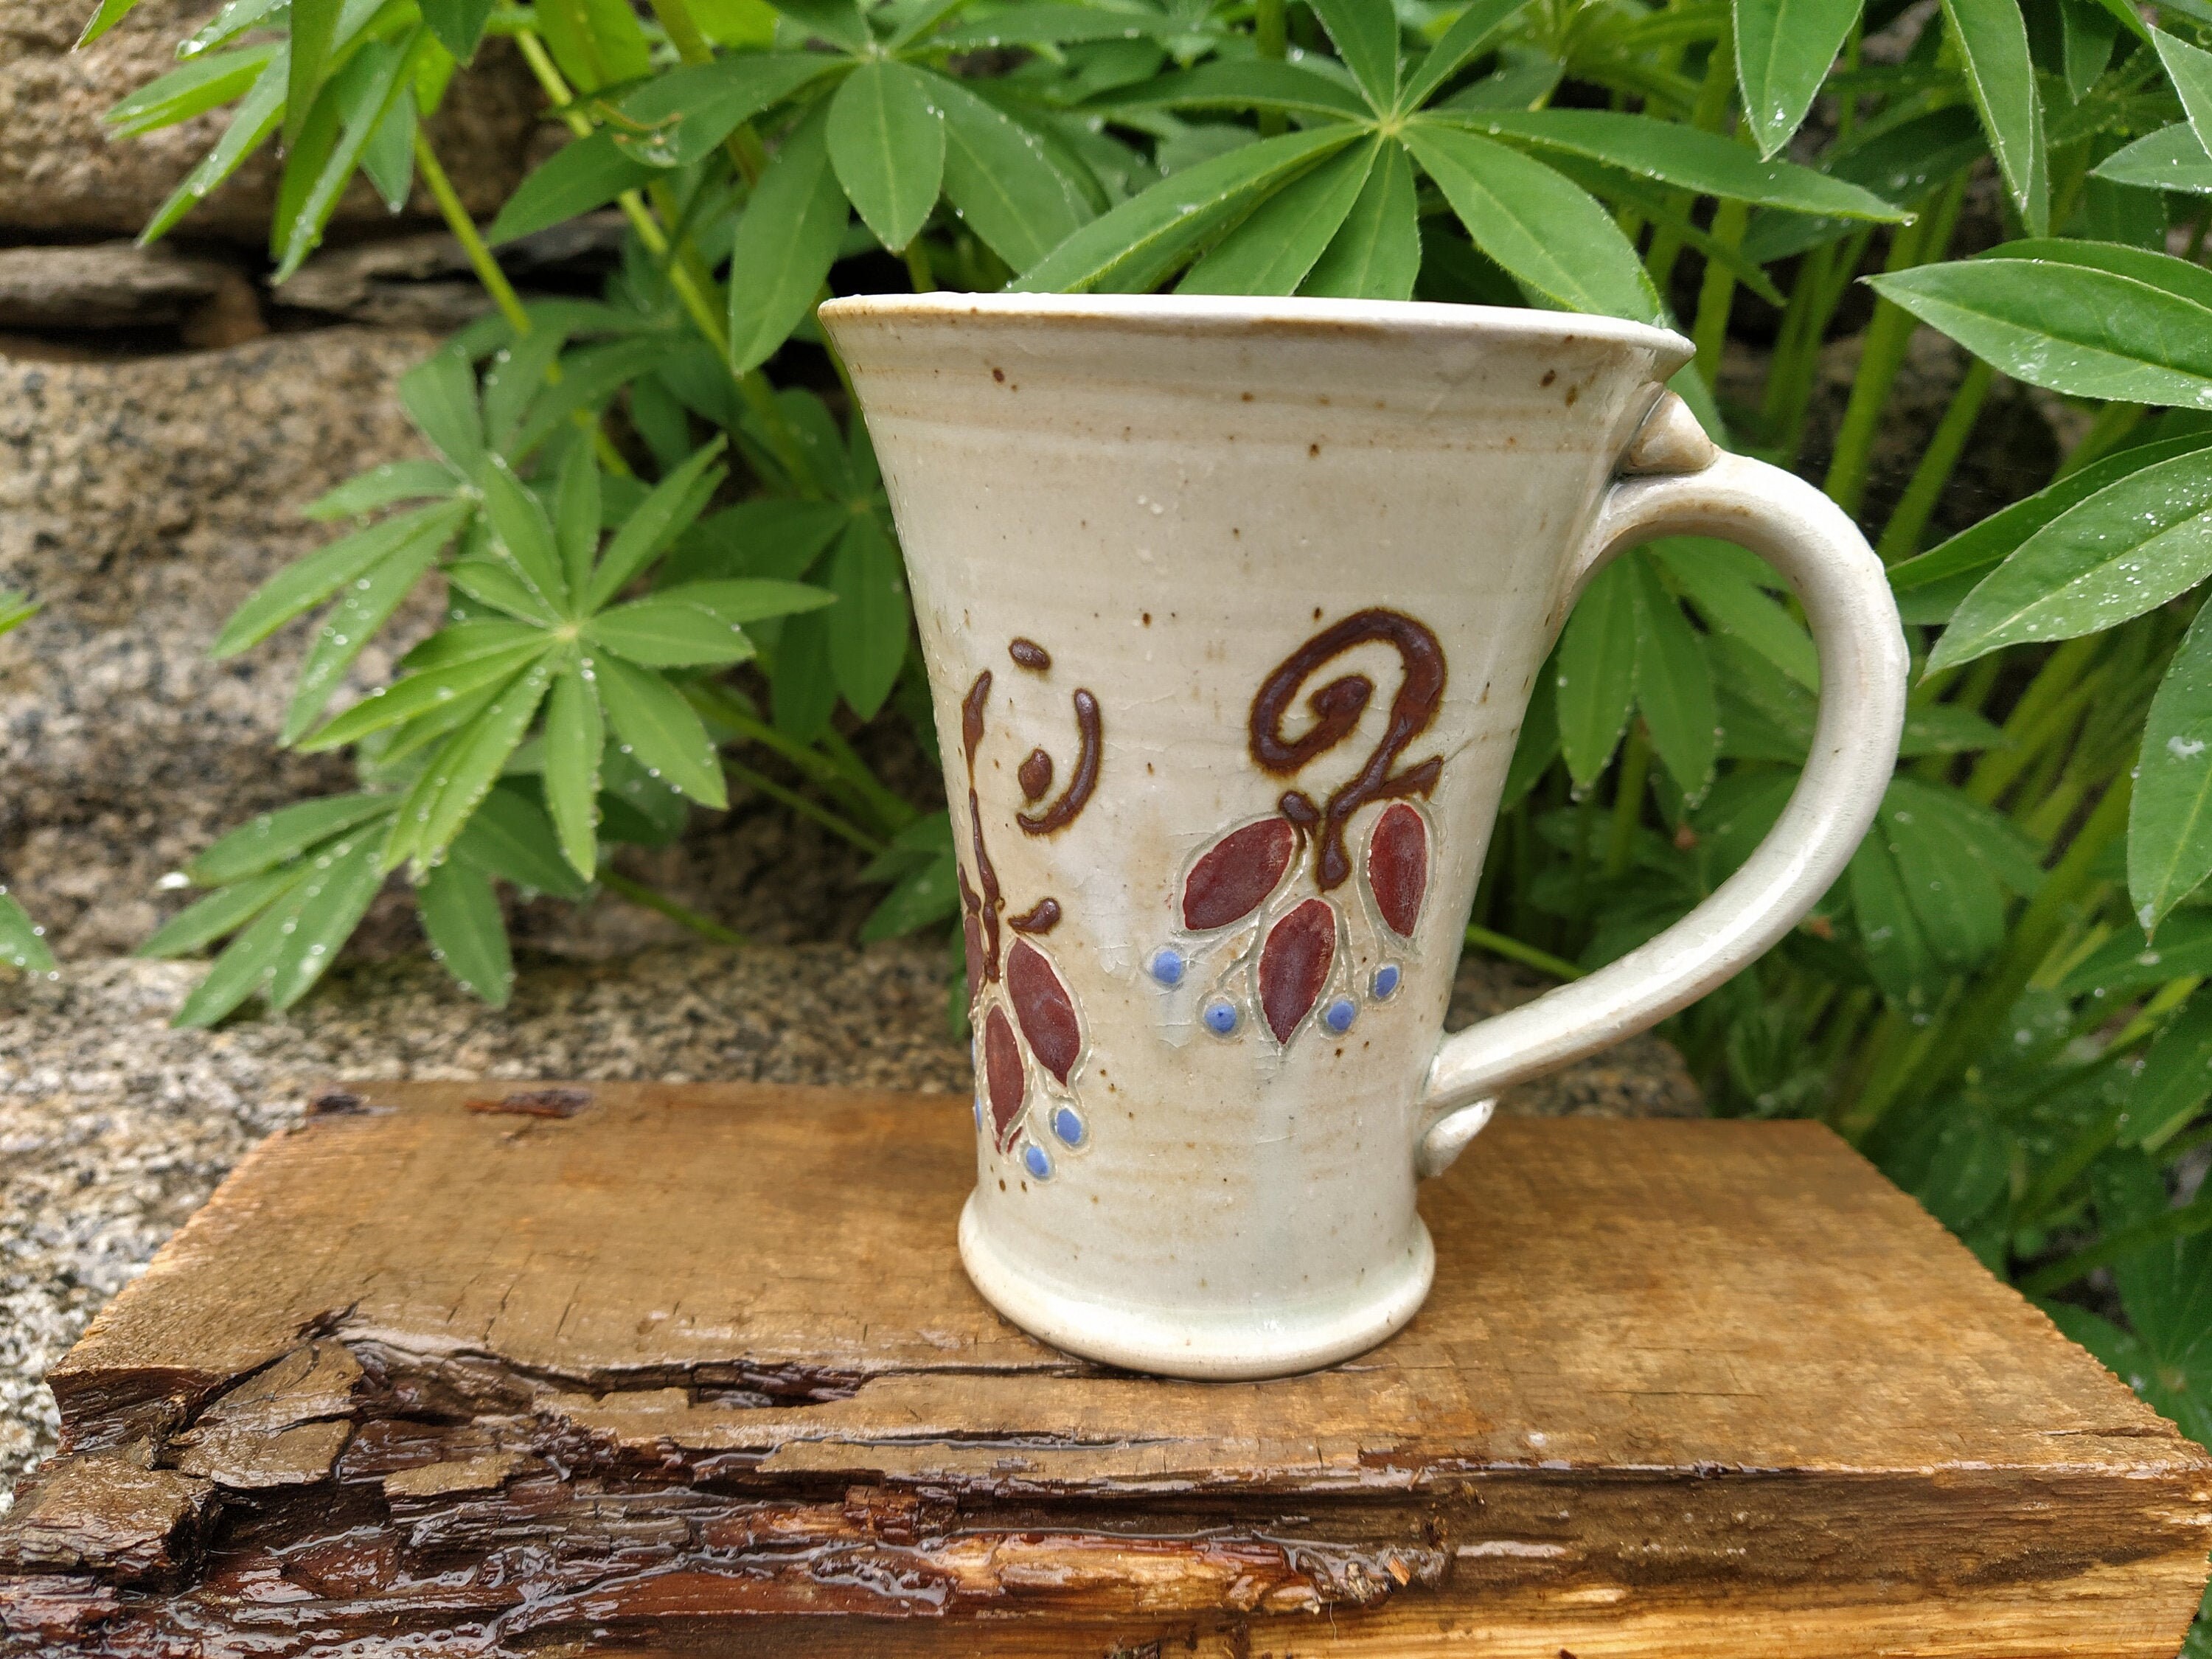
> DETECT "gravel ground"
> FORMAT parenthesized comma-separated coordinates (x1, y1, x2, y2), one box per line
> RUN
(0, 944, 1696, 1509)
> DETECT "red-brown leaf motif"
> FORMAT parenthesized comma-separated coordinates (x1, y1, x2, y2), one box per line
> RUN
(983, 1007, 1026, 1151)
(1007, 941, 1081, 1084)
(1183, 818, 1297, 931)
(1259, 899, 1337, 1043)
(1368, 803, 1429, 938)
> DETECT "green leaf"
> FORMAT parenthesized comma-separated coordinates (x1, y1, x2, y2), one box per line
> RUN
(2095, 122, 2212, 195)
(935, 74, 1094, 271)
(588, 596, 757, 667)
(587, 439, 729, 611)
(1899, 701, 2006, 756)
(661, 498, 849, 584)
(1401, 0, 1537, 111)
(419, 0, 494, 60)
(1402, 121, 1663, 324)
(304, 459, 459, 521)
(2156, 27, 2212, 156)
(216, 499, 468, 658)
(1882, 1102, 2012, 1235)
(1299, 136, 1419, 300)
(1438, 108, 1907, 219)
(1180, 139, 1377, 295)
(139, 866, 307, 959)
(400, 658, 560, 871)
(545, 664, 605, 878)
(1630, 554, 1718, 798)
(594, 655, 727, 808)
(481, 327, 571, 453)
(417, 859, 511, 1004)
(938, 1, 1161, 46)
(78, 0, 145, 46)
(1848, 823, 1941, 1004)
(1929, 448, 2212, 672)
(490, 132, 657, 246)
(479, 456, 571, 616)
(263, 829, 386, 1009)
(827, 60, 947, 252)
(2062, 911, 2212, 995)
(1107, 60, 1374, 121)
(302, 641, 551, 750)
(765, 0, 872, 52)
(1657, 539, 1817, 689)
(2060, 0, 2121, 102)
(399, 346, 487, 471)
(448, 555, 559, 623)
(860, 846, 960, 939)
(1735, 0, 1860, 157)
(2134, 603, 2212, 929)
(1556, 557, 1639, 788)
(823, 512, 908, 719)
(142, 48, 286, 243)
(0, 891, 55, 975)
(283, 532, 456, 745)
(537, 0, 654, 91)
(2124, 991, 2212, 1147)
(728, 104, 848, 375)
(1501, 653, 1560, 810)
(171, 890, 297, 1026)
(1943, 0, 2049, 233)
(772, 605, 839, 741)
(187, 794, 396, 886)
(452, 782, 591, 899)
(658, 577, 835, 622)
(612, 52, 833, 168)
(178, 0, 285, 55)
(1305, 0, 1399, 111)
(1014, 125, 1357, 293)
(508, 336, 669, 462)
(554, 442, 602, 599)
(105, 46, 279, 138)
(273, 35, 415, 282)
(1870, 253, 2212, 408)
(286, 0, 343, 148)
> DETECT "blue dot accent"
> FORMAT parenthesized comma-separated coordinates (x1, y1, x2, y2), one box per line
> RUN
(1203, 999, 1239, 1036)
(1372, 963, 1400, 999)
(1023, 1142, 1052, 1180)
(1149, 947, 1186, 987)
(1053, 1106, 1084, 1146)
(1324, 996, 1357, 1034)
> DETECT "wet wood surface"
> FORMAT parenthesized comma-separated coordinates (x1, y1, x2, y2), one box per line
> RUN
(2, 1079, 2207, 1656)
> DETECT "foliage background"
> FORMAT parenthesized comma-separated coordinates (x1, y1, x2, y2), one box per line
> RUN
(43, 0, 2212, 1622)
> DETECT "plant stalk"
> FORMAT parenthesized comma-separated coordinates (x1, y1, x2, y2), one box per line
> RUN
(1466, 924, 1585, 982)
(1875, 358, 1992, 563)
(600, 870, 749, 946)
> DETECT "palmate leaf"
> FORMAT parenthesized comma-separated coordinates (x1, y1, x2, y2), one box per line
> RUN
(142, 47, 286, 243)
(452, 784, 591, 899)
(302, 638, 553, 751)
(1657, 540, 1817, 689)
(1630, 554, 1718, 798)
(661, 498, 849, 584)
(1927, 448, 2212, 672)
(537, 0, 654, 91)
(1304, 0, 1399, 111)
(765, 0, 872, 52)
(1734, 0, 1860, 158)
(187, 794, 397, 886)
(1015, 125, 1359, 294)
(282, 513, 459, 742)
(2156, 27, 2212, 153)
(105, 46, 279, 137)
(286, 0, 343, 148)
(490, 132, 657, 246)
(400, 346, 487, 471)
(728, 104, 848, 375)
(140, 866, 305, 959)
(2133, 602, 2212, 931)
(585, 439, 728, 611)
(263, 830, 386, 1009)
(772, 606, 839, 741)
(613, 53, 836, 168)
(272, 32, 419, 281)
(1943, 0, 2048, 234)
(825, 512, 908, 719)
(479, 456, 571, 616)
(383, 657, 560, 873)
(304, 459, 460, 521)
(1432, 108, 1906, 220)
(828, 59, 946, 252)
(1871, 248, 2212, 408)
(2121, 990, 2212, 1149)
(2062, 910, 2212, 998)
(2094, 122, 2212, 195)
(216, 499, 469, 658)
(418, 0, 495, 60)
(588, 596, 756, 666)
(1399, 0, 1536, 111)
(1180, 139, 1377, 295)
(1401, 121, 1663, 324)
(1107, 60, 1375, 121)
(0, 891, 55, 975)
(937, 1, 1162, 47)
(545, 664, 605, 878)
(1301, 138, 1419, 300)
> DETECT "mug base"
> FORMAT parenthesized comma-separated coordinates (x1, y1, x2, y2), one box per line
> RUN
(957, 1192, 1436, 1380)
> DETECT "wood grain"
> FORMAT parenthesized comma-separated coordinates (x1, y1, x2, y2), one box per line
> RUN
(2, 1079, 2206, 1657)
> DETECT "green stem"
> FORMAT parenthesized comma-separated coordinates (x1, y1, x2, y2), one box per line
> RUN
(903, 239, 937, 293)
(2020, 1194, 2212, 1297)
(818, 728, 920, 832)
(1256, 0, 1287, 136)
(1644, 28, 1738, 299)
(1691, 192, 1748, 391)
(1969, 666, 2104, 814)
(600, 870, 749, 946)
(1466, 924, 1585, 982)
(646, 0, 714, 63)
(723, 757, 888, 855)
(1824, 173, 1969, 518)
(1964, 636, 2103, 804)
(412, 131, 531, 338)
(1875, 358, 1992, 563)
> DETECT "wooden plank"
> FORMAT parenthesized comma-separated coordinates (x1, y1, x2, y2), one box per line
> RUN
(2, 1079, 2206, 1658)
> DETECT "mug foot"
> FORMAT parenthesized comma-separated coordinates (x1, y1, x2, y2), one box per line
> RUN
(957, 1193, 1435, 1380)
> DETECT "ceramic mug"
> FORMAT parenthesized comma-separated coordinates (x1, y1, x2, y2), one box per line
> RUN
(820, 293, 1906, 1380)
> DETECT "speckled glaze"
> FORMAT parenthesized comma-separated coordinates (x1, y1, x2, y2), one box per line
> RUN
(821, 293, 1906, 1380)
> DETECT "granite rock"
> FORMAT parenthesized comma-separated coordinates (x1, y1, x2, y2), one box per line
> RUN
(0, 242, 254, 337)
(0, 0, 540, 242)
(0, 943, 1697, 1507)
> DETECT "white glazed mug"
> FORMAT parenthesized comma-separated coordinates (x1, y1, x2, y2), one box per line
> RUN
(820, 293, 1907, 1380)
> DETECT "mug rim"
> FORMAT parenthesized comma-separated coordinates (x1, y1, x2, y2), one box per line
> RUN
(818, 290, 1692, 371)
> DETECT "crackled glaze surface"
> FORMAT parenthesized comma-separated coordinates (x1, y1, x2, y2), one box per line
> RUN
(822, 293, 1905, 1378)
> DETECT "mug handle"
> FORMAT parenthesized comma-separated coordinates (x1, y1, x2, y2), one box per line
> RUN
(1414, 392, 1909, 1177)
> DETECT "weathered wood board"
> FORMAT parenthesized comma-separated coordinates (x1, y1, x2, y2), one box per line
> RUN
(2, 1079, 2206, 1657)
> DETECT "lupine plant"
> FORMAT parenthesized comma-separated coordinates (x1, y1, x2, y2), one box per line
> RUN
(80, 0, 2212, 1506)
